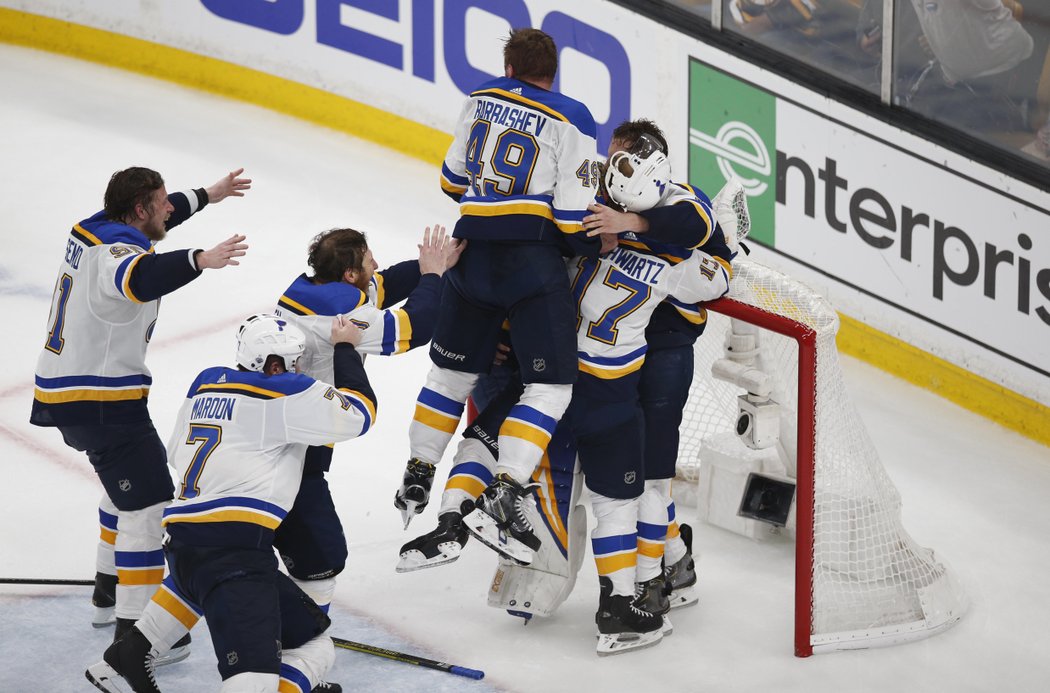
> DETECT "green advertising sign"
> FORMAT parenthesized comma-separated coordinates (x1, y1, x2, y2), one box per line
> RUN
(688, 60, 776, 246)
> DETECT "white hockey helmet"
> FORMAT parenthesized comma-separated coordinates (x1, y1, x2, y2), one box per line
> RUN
(235, 314, 306, 373)
(603, 133, 672, 212)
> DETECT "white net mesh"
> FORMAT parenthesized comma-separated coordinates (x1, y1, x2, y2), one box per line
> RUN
(677, 259, 967, 653)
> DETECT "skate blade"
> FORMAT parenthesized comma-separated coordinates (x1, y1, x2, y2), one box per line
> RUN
(661, 615, 674, 636)
(92, 606, 116, 628)
(668, 585, 699, 610)
(85, 662, 128, 693)
(462, 509, 533, 566)
(153, 642, 190, 667)
(396, 545, 462, 573)
(595, 629, 663, 656)
(400, 501, 420, 530)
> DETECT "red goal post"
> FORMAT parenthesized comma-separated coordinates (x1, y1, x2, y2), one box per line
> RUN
(677, 260, 967, 657)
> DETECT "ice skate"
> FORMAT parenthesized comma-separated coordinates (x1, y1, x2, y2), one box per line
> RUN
(634, 575, 673, 636)
(113, 619, 191, 667)
(664, 523, 699, 609)
(396, 503, 472, 572)
(311, 682, 342, 692)
(463, 473, 541, 566)
(595, 577, 663, 656)
(394, 458, 437, 529)
(92, 572, 117, 628)
(85, 626, 160, 693)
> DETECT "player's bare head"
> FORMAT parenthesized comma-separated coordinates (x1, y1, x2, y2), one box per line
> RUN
(503, 28, 557, 85)
(308, 227, 370, 286)
(104, 167, 165, 224)
(609, 119, 669, 158)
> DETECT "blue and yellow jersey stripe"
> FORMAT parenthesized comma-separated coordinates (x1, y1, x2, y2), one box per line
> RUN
(469, 77, 595, 135)
(499, 403, 558, 451)
(336, 387, 377, 432)
(114, 251, 151, 303)
(162, 495, 287, 530)
(33, 373, 152, 404)
(666, 296, 708, 325)
(278, 663, 314, 693)
(592, 533, 638, 575)
(115, 548, 164, 587)
(75, 211, 152, 250)
(445, 460, 494, 499)
(413, 387, 465, 435)
(577, 345, 648, 380)
(98, 507, 118, 546)
(381, 308, 413, 355)
(151, 576, 203, 630)
(440, 162, 469, 198)
(186, 368, 315, 400)
(71, 223, 103, 247)
(636, 520, 668, 559)
(278, 273, 368, 317)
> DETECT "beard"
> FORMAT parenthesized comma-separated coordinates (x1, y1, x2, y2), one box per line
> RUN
(142, 216, 167, 242)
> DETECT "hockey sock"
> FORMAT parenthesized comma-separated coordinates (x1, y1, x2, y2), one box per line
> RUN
(439, 437, 495, 514)
(114, 500, 166, 620)
(495, 382, 571, 483)
(637, 479, 671, 582)
(280, 634, 336, 693)
(293, 576, 337, 614)
(590, 494, 640, 597)
(220, 672, 280, 692)
(96, 495, 118, 576)
(409, 366, 478, 464)
(137, 575, 201, 653)
(664, 501, 688, 566)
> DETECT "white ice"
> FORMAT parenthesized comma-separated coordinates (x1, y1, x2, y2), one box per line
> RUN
(1, 43, 1049, 693)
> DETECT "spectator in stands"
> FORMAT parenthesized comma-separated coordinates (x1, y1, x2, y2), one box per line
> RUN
(905, 0, 1035, 131)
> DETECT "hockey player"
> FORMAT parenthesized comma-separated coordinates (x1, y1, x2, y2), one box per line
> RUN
(271, 224, 460, 613)
(585, 120, 749, 613)
(30, 166, 249, 650)
(86, 313, 373, 693)
(396, 28, 602, 555)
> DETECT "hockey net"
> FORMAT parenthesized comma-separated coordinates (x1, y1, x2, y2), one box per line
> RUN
(675, 259, 967, 656)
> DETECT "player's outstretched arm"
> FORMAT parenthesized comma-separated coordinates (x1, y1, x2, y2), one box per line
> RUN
(194, 234, 248, 270)
(205, 168, 252, 204)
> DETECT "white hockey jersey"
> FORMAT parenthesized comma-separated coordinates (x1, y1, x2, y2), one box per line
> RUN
(570, 236, 732, 385)
(440, 76, 599, 250)
(32, 199, 205, 427)
(162, 366, 375, 547)
(274, 270, 439, 384)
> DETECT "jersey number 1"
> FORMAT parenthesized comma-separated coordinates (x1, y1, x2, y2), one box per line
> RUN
(179, 424, 222, 500)
(44, 273, 74, 354)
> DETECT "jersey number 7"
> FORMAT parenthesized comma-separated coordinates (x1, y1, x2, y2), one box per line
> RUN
(179, 424, 222, 500)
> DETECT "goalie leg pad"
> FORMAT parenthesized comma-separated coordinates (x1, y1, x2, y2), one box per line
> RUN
(488, 425, 585, 617)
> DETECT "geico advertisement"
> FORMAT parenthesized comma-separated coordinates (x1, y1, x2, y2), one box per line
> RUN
(6, 0, 659, 153)
(689, 59, 1050, 380)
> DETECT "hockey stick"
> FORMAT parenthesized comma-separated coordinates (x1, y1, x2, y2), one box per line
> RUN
(332, 636, 484, 680)
(0, 578, 93, 586)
